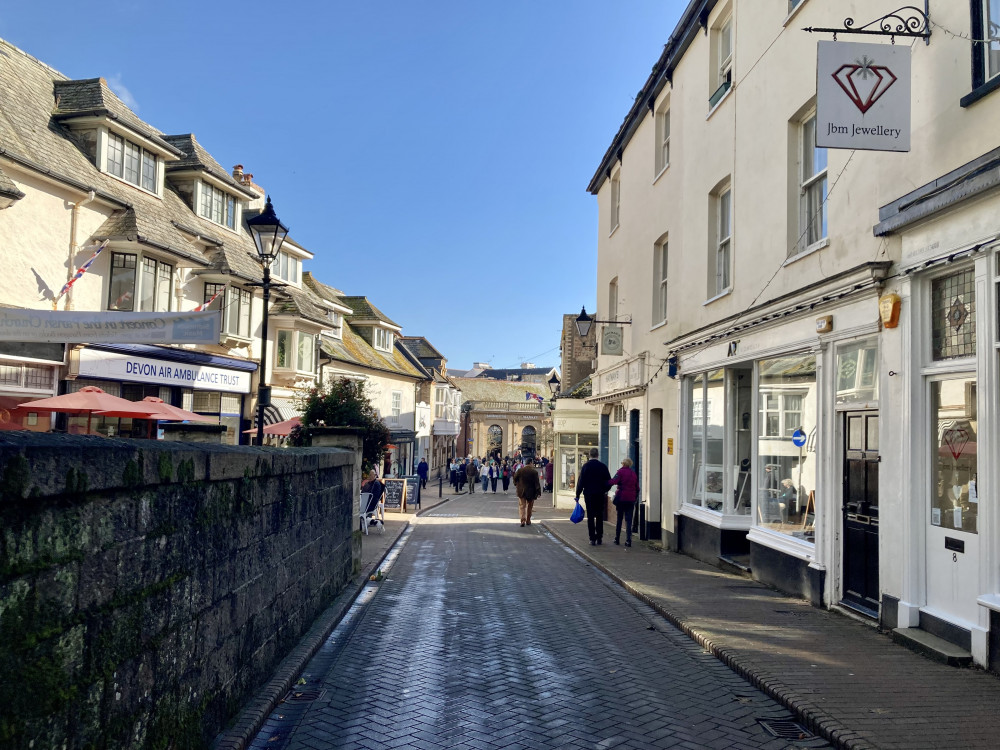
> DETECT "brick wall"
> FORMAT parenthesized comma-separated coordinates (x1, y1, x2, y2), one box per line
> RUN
(0, 432, 357, 749)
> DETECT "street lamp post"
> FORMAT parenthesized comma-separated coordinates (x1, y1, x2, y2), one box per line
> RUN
(247, 196, 289, 447)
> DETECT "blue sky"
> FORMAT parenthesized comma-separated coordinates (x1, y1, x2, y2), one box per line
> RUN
(2, 1, 685, 371)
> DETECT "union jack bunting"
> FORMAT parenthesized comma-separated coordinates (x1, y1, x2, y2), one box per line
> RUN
(55, 240, 108, 301)
(193, 285, 227, 312)
(525, 392, 544, 404)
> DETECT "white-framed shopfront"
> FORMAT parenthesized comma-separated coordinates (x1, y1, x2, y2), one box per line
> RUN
(674, 289, 884, 608)
(551, 399, 600, 510)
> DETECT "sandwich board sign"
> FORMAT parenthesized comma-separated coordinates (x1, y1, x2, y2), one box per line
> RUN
(816, 40, 910, 152)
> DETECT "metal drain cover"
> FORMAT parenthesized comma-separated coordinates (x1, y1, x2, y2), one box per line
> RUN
(758, 718, 815, 740)
(284, 688, 325, 702)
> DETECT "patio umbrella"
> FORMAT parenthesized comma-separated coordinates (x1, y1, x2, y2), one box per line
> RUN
(17, 386, 163, 434)
(242, 416, 301, 437)
(137, 397, 215, 423)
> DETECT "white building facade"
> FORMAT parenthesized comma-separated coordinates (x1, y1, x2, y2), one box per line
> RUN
(588, 0, 1000, 667)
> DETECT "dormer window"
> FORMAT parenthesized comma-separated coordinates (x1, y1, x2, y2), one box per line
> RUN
(106, 132, 158, 192)
(328, 309, 343, 339)
(273, 250, 300, 284)
(199, 182, 237, 229)
(374, 328, 393, 352)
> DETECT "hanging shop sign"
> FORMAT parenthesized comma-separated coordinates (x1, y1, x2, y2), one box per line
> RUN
(602, 325, 624, 356)
(816, 40, 910, 152)
(0, 309, 222, 344)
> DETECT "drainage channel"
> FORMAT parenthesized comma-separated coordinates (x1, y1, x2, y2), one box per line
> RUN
(246, 525, 414, 750)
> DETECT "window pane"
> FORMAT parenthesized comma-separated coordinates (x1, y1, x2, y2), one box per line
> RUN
(932, 268, 976, 360)
(931, 378, 978, 534)
(276, 330, 290, 368)
(238, 289, 251, 337)
(836, 338, 879, 404)
(703, 371, 725, 511)
(157, 262, 171, 311)
(687, 376, 704, 507)
(297, 332, 314, 371)
(226, 196, 236, 229)
(987, 0, 1000, 79)
(124, 141, 141, 185)
(757, 354, 817, 541)
(200, 184, 213, 219)
(139, 257, 156, 311)
(108, 253, 136, 310)
(719, 190, 731, 238)
(141, 151, 156, 192)
(106, 133, 124, 177)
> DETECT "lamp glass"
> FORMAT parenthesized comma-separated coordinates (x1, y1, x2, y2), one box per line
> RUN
(575, 306, 593, 338)
(247, 196, 289, 265)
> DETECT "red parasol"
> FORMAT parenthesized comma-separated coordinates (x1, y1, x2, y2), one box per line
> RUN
(137, 397, 215, 423)
(242, 416, 301, 437)
(17, 386, 163, 435)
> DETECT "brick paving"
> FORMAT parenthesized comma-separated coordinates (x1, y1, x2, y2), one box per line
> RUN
(242, 490, 828, 750)
(532, 502, 1000, 750)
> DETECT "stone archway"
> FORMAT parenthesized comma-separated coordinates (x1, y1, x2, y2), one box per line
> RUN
(521, 425, 537, 459)
(488, 425, 503, 460)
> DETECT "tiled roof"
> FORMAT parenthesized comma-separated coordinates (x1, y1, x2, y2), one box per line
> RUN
(451, 377, 548, 403)
(0, 165, 24, 201)
(52, 78, 181, 156)
(339, 295, 400, 327)
(479, 367, 554, 379)
(320, 324, 424, 379)
(0, 38, 269, 287)
(162, 134, 258, 198)
(398, 336, 443, 360)
(302, 272, 346, 302)
(270, 285, 331, 326)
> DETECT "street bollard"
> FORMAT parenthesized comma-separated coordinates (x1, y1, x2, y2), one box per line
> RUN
(439, 474, 443, 498)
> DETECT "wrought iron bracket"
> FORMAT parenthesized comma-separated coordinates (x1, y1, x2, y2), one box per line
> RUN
(804, 4, 931, 45)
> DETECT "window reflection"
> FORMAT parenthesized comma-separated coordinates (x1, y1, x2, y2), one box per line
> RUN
(931, 378, 978, 534)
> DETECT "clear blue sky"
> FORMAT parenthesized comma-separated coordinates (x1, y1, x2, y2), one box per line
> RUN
(2, 1, 685, 371)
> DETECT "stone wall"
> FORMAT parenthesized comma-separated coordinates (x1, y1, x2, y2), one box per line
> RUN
(0, 432, 358, 749)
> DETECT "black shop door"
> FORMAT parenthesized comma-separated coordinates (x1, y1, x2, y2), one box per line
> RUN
(841, 411, 880, 617)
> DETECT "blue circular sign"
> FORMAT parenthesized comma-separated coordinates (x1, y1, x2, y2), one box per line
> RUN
(792, 429, 807, 447)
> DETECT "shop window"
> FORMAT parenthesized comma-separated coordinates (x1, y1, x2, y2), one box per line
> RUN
(756, 354, 817, 541)
(836, 338, 878, 404)
(687, 370, 725, 510)
(931, 377, 978, 534)
(558, 432, 599, 492)
(932, 268, 976, 360)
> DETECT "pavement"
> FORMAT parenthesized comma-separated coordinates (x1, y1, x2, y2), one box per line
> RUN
(218, 485, 1000, 750)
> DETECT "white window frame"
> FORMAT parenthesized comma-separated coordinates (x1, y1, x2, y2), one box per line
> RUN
(609, 278, 619, 322)
(273, 250, 301, 285)
(391, 390, 402, 424)
(797, 113, 828, 255)
(655, 102, 670, 176)
(199, 181, 237, 230)
(653, 238, 668, 324)
(275, 329, 317, 373)
(107, 251, 172, 313)
(328, 310, 343, 339)
(610, 171, 621, 233)
(105, 131, 158, 194)
(758, 389, 808, 438)
(718, 17, 733, 89)
(715, 188, 732, 296)
(374, 327, 394, 352)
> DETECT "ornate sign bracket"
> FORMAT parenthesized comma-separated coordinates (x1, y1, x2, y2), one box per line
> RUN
(804, 4, 931, 45)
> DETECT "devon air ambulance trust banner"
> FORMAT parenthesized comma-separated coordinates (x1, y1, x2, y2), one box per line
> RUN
(0, 309, 221, 344)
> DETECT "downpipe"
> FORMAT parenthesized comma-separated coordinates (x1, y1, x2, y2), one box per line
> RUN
(62, 189, 96, 311)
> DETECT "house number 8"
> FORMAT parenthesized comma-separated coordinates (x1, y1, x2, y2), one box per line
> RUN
(953, 553, 958, 562)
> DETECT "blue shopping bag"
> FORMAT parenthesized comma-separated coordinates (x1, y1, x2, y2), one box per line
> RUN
(570, 501, 584, 524)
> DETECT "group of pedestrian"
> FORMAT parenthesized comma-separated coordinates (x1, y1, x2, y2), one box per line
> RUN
(446, 455, 551, 496)
(575, 449, 639, 547)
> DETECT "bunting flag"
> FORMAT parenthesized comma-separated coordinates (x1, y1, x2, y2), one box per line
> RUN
(525, 392, 544, 404)
(193, 284, 227, 312)
(54, 240, 109, 303)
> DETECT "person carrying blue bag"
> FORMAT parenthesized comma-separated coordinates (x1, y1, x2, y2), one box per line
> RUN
(575, 447, 611, 545)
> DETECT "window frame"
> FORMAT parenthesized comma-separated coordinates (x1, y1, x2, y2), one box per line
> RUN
(653, 238, 668, 325)
(107, 251, 172, 313)
(963, 0, 1000, 105)
(198, 181, 238, 230)
(655, 101, 671, 176)
(797, 113, 829, 255)
(374, 327, 394, 353)
(609, 171, 621, 233)
(715, 188, 733, 296)
(104, 131, 158, 194)
(391, 390, 402, 424)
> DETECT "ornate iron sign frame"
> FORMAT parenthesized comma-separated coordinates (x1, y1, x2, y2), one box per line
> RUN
(803, 4, 931, 44)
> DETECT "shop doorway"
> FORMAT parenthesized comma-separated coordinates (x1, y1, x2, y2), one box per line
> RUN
(841, 410, 879, 616)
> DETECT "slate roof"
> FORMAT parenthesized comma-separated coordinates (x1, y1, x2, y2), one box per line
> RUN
(270, 285, 332, 327)
(301, 272, 347, 303)
(451, 377, 548, 404)
(320, 325, 424, 380)
(52, 78, 182, 156)
(478, 367, 555, 380)
(339, 296, 400, 327)
(0, 38, 268, 285)
(162, 134, 258, 198)
(398, 336, 444, 360)
(0, 164, 24, 201)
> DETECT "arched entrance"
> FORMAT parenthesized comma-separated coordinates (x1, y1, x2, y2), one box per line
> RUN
(488, 425, 503, 461)
(521, 425, 537, 459)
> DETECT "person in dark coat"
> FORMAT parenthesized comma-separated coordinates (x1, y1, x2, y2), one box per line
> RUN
(608, 457, 639, 547)
(513, 458, 542, 526)
(417, 457, 429, 489)
(575, 448, 611, 545)
(458, 459, 468, 491)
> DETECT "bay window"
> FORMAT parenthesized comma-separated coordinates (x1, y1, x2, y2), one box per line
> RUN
(276, 329, 317, 373)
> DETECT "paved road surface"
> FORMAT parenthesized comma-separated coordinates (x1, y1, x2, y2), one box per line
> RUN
(249, 494, 829, 749)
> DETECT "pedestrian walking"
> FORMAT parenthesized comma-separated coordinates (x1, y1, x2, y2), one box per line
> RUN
(575, 448, 612, 545)
(608, 457, 639, 547)
(450, 458, 458, 491)
(513, 458, 542, 527)
(417, 457, 428, 489)
(489, 461, 499, 493)
(481, 462, 490, 493)
(544, 459, 554, 493)
(467, 459, 479, 494)
(458, 459, 468, 491)
(501, 460, 512, 494)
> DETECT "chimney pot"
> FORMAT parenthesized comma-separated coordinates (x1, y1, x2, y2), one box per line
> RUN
(232, 164, 244, 180)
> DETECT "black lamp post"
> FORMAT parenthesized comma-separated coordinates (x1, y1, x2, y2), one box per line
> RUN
(247, 196, 289, 446)
(548, 373, 560, 395)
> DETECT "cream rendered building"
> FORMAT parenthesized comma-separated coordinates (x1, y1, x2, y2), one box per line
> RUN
(588, 0, 1000, 667)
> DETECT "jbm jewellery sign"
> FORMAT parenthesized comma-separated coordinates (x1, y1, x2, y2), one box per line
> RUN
(816, 41, 910, 152)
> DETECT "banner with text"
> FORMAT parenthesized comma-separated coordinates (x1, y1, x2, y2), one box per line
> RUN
(816, 40, 910, 152)
(0, 309, 222, 344)
(77, 348, 252, 393)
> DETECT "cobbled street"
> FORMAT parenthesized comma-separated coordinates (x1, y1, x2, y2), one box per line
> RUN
(249, 494, 829, 750)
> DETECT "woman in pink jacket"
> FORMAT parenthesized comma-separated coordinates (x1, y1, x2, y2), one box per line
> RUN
(608, 457, 639, 547)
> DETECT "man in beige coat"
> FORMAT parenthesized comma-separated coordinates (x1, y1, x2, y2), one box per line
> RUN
(513, 458, 542, 527)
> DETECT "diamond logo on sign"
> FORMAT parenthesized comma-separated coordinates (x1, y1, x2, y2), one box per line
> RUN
(943, 427, 970, 460)
(817, 41, 910, 152)
(832, 55, 898, 114)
